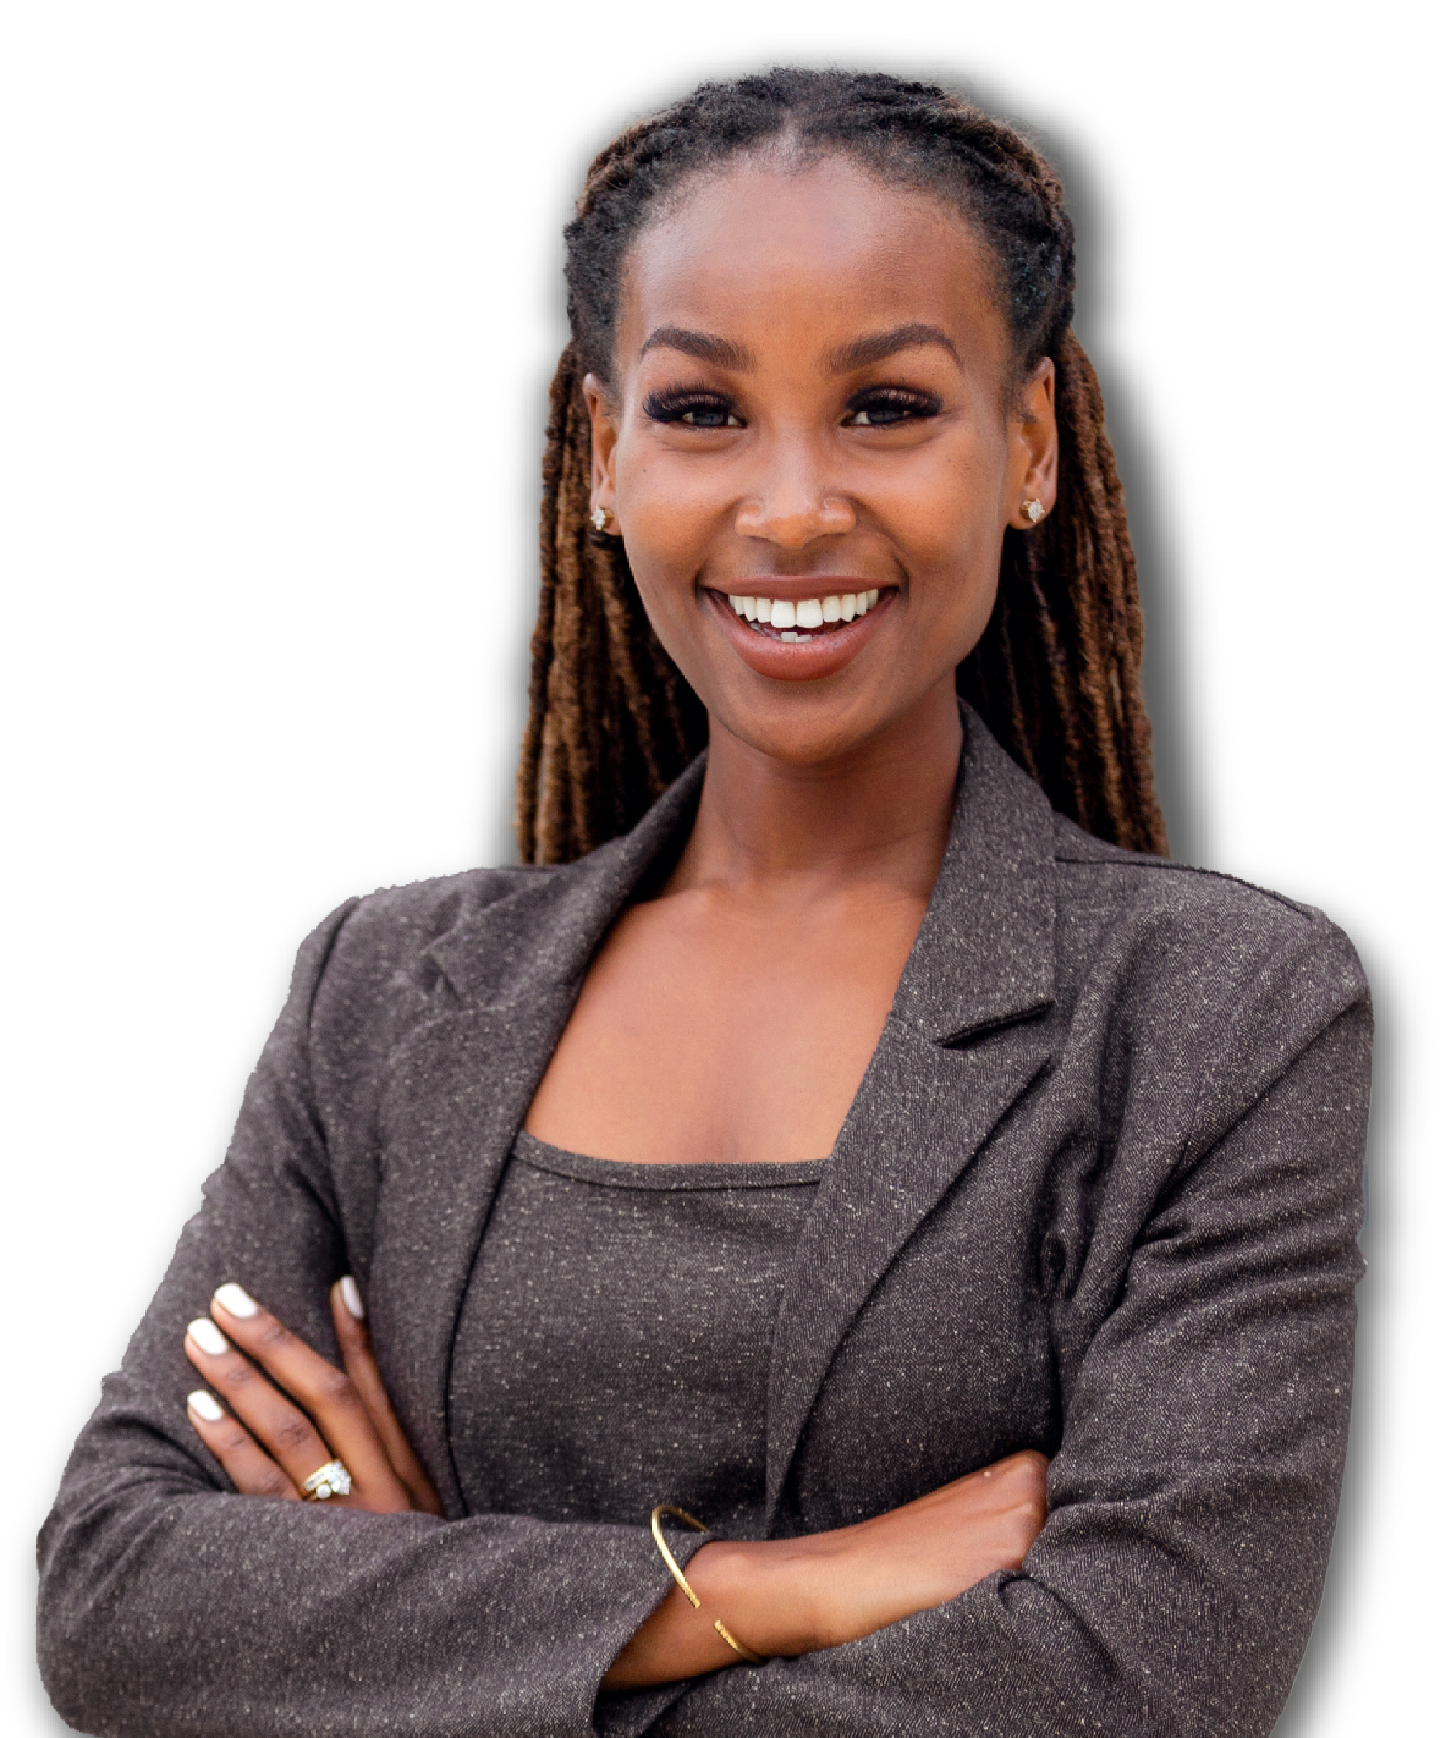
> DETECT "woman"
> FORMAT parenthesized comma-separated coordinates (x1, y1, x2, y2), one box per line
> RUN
(37, 69, 1371, 1737)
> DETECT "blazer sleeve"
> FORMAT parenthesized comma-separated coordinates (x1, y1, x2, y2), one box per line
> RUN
(634, 921, 1372, 1738)
(35, 900, 696, 1738)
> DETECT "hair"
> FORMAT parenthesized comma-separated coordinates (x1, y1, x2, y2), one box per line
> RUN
(517, 68, 1168, 864)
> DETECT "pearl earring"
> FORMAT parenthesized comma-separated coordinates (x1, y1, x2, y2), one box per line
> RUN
(1022, 499, 1046, 525)
(592, 506, 610, 532)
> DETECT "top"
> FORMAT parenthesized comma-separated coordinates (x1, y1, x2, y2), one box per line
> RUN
(36, 708, 1373, 1738)
(451, 1130, 825, 1534)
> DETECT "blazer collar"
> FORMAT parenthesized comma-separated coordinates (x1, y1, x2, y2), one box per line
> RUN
(424, 755, 707, 1012)
(890, 704, 1056, 1043)
(761, 709, 1058, 1527)
(427, 703, 1056, 1035)
(374, 707, 1057, 1518)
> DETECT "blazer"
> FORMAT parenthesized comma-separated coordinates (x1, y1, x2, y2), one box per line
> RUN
(37, 708, 1372, 1738)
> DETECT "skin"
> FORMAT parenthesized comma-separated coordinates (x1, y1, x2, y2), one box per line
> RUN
(187, 148, 1058, 1688)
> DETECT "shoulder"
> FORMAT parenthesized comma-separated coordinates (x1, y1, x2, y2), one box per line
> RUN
(1045, 812, 1370, 1120)
(333, 862, 559, 970)
(287, 862, 573, 1037)
(1050, 812, 1363, 984)
(1036, 809, 1369, 1160)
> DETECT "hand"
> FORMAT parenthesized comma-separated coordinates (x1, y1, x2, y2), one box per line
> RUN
(604, 1449, 1048, 1688)
(183, 1278, 443, 1515)
(774, 1448, 1049, 1650)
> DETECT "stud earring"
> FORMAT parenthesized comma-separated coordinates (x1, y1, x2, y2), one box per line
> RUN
(1022, 499, 1046, 525)
(591, 506, 611, 532)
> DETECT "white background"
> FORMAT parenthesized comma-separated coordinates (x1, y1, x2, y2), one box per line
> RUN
(2, 2, 1449, 1731)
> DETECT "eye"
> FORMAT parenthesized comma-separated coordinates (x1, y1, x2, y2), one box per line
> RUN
(844, 387, 942, 427)
(643, 389, 745, 430)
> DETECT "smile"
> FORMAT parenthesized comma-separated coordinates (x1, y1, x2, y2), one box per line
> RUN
(725, 589, 884, 643)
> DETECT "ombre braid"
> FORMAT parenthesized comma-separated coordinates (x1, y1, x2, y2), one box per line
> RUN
(518, 69, 1168, 862)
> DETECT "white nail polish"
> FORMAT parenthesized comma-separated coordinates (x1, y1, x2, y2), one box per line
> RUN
(213, 1282, 257, 1319)
(339, 1276, 365, 1320)
(188, 1390, 224, 1422)
(188, 1318, 228, 1357)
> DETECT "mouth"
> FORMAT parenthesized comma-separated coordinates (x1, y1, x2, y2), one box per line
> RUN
(704, 583, 896, 683)
(721, 587, 887, 642)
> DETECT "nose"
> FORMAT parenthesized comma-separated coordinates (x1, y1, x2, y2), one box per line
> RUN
(734, 434, 855, 548)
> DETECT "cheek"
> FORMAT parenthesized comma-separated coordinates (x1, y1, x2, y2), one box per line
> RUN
(615, 428, 715, 558)
(873, 440, 1007, 590)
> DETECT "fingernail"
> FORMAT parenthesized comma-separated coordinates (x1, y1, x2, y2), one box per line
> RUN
(187, 1318, 229, 1357)
(188, 1390, 224, 1422)
(213, 1282, 257, 1319)
(339, 1276, 365, 1320)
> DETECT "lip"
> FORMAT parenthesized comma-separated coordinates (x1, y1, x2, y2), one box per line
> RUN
(704, 583, 898, 682)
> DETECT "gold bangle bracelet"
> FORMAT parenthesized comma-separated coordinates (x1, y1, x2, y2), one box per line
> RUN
(649, 1504, 767, 1665)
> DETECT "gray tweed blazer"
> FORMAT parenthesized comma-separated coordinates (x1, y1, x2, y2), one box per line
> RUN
(37, 709, 1371, 1738)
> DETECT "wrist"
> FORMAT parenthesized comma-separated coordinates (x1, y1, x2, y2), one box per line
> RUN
(697, 1534, 839, 1659)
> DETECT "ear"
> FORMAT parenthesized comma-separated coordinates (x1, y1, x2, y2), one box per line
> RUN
(1005, 356, 1058, 527)
(582, 373, 621, 519)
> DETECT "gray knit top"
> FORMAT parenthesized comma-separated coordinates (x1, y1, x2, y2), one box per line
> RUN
(451, 1131, 826, 1537)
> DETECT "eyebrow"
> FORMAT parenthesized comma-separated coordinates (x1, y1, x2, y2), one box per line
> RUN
(639, 326, 754, 369)
(826, 323, 962, 373)
(636, 320, 961, 374)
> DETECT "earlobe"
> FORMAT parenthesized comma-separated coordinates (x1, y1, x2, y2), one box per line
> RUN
(1010, 357, 1058, 528)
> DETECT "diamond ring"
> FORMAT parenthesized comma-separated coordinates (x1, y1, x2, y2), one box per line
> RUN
(301, 1458, 352, 1501)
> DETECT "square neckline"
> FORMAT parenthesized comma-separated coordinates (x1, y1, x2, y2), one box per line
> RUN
(512, 1128, 829, 1192)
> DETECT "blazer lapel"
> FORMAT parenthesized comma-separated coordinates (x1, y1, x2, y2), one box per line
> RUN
(368, 762, 706, 1518)
(763, 712, 1058, 1529)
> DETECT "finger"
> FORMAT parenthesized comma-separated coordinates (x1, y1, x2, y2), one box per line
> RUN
(185, 1312, 348, 1500)
(185, 1390, 301, 1502)
(332, 1279, 444, 1516)
(207, 1284, 410, 1509)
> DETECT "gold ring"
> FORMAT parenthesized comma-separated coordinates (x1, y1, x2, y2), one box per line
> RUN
(301, 1458, 352, 1501)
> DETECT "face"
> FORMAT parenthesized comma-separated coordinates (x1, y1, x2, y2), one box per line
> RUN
(585, 151, 1057, 767)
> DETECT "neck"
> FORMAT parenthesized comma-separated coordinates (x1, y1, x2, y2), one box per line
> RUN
(670, 681, 964, 904)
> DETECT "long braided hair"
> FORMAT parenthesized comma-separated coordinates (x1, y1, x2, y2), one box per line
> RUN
(517, 69, 1168, 863)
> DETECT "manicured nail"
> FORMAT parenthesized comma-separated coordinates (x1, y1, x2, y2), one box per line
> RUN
(187, 1318, 229, 1357)
(339, 1276, 364, 1320)
(188, 1390, 224, 1422)
(213, 1282, 257, 1319)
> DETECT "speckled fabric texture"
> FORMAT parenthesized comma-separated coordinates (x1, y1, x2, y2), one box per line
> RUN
(36, 707, 1372, 1737)
(451, 1133, 823, 1534)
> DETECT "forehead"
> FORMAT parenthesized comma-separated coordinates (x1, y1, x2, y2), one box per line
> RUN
(618, 152, 1004, 361)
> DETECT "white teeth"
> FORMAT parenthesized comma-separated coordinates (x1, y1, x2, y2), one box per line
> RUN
(726, 588, 886, 635)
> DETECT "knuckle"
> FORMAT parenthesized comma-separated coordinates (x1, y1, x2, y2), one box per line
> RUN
(256, 1466, 297, 1502)
(272, 1413, 317, 1453)
(216, 1358, 259, 1394)
(314, 1366, 359, 1410)
(254, 1320, 292, 1353)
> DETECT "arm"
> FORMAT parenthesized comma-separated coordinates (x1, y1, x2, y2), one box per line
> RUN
(603, 1453, 1047, 1689)
(35, 904, 707, 1738)
(629, 949, 1372, 1736)
(38, 897, 1052, 1736)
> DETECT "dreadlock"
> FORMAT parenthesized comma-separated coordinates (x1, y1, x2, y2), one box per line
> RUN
(517, 68, 1168, 863)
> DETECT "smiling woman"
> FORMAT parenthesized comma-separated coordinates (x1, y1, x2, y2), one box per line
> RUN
(37, 69, 1371, 1738)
